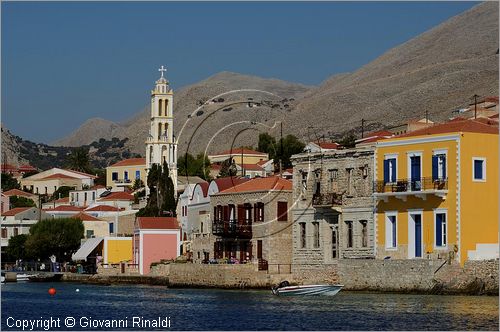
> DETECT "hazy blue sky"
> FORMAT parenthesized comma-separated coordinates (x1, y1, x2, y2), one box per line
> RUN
(2, 1, 478, 143)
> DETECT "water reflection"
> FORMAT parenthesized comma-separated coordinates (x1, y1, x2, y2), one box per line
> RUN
(2, 283, 498, 330)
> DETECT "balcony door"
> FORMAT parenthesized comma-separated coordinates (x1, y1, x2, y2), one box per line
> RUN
(409, 154, 422, 191)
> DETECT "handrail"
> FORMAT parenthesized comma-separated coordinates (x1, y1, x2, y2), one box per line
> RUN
(374, 177, 448, 193)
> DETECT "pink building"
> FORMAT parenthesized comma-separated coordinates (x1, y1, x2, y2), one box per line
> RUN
(133, 217, 181, 275)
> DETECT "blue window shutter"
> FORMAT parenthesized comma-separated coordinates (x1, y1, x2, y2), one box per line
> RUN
(442, 156, 446, 179)
(474, 160, 483, 179)
(391, 218, 396, 247)
(390, 159, 397, 182)
(432, 155, 438, 180)
(436, 214, 442, 246)
(383, 160, 389, 183)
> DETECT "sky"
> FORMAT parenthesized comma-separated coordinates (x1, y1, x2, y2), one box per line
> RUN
(1, 1, 479, 144)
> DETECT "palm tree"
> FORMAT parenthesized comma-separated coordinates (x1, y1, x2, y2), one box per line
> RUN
(67, 147, 91, 173)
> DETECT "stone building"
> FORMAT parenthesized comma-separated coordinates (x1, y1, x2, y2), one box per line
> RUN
(291, 147, 375, 268)
(209, 176, 293, 272)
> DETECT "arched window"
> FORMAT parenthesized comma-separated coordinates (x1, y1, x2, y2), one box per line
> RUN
(158, 99, 163, 116)
(158, 123, 162, 139)
(165, 99, 169, 116)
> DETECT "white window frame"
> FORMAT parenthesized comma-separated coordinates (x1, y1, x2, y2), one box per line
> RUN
(385, 211, 398, 250)
(384, 154, 398, 183)
(407, 209, 424, 259)
(472, 157, 486, 182)
(433, 209, 448, 250)
(406, 151, 423, 183)
(433, 149, 448, 180)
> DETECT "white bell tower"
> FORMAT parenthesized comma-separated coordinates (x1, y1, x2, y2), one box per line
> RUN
(145, 65, 178, 193)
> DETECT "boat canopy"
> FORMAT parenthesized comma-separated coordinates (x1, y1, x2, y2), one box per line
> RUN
(71, 237, 103, 262)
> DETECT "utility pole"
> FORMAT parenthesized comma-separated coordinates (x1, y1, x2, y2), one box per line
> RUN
(425, 109, 429, 124)
(361, 119, 366, 138)
(472, 94, 479, 119)
(241, 148, 244, 177)
(280, 122, 283, 177)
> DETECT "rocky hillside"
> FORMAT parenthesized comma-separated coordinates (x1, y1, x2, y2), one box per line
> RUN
(10, 2, 500, 165)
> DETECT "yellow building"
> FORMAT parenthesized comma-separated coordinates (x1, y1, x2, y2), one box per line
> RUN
(374, 118, 498, 265)
(104, 237, 132, 264)
(106, 158, 147, 189)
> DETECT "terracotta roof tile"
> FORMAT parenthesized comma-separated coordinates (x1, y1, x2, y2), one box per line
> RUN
(218, 176, 292, 194)
(137, 217, 179, 230)
(109, 158, 146, 167)
(99, 191, 134, 201)
(192, 182, 209, 199)
(213, 177, 250, 192)
(71, 212, 102, 221)
(239, 163, 264, 171)
(85, 205, 122, 212)
(2, 207, 31, 216)
(40, 173, 80, 180)
(44, 205, 84, 212)
(2, 189, 36, 198)
(395, 119, 498, 138)
(63, 169, 98, 178)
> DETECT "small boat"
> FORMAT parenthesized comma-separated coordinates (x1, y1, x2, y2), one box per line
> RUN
(272, 281, 344, 296)
(28, 273, 63, 282)
(16, 273, 31, 282)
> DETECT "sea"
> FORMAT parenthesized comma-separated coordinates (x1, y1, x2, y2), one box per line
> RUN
(1, 282, 498, 330)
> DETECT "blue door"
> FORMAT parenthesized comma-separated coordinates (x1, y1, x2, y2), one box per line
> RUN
(414, 215, 422, 257)
(410, 156, 421, 190)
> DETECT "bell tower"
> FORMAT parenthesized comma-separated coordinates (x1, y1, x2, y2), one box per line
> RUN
(145, 65, 178, 193)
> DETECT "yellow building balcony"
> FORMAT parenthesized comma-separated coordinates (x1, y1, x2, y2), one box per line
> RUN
(373, 177, 448, 202)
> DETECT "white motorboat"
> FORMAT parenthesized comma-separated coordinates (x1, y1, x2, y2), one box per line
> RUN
(16, 273, 31, 282)
(272, 281, 343, 296)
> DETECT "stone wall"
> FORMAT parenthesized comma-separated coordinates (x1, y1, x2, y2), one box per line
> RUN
(148, 259, 498, 294)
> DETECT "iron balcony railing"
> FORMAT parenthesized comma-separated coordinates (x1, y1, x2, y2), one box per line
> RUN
(212, 219, 252, 238)
(312, 192, 342, 207)
(374, 177, 448, 193)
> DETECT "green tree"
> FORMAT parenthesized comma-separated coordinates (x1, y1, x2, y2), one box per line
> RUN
(1, 173, 20, 191)
(25, 218, 84, 261)
(10, 196, 36, 208)
(132, 179, 145, 190)
(67, 147, 92, 173)
(52, 186, 74, 199)
(257, 133, 305, 169)
(6, 234, 29, 261)
(137, 162, 177, 217)
(339, 132, 357, 149)
(218, 157, 237, 178)
(177, 153, 211, 181)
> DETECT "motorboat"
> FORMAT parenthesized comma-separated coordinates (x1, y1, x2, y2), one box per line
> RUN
(16, 273, 31, 282)
(272, 281, 343, 296)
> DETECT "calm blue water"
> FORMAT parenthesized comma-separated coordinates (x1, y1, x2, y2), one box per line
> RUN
(1, 282, 498, 330)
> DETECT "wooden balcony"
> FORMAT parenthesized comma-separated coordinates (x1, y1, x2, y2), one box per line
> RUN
(212, 220, 252, 239)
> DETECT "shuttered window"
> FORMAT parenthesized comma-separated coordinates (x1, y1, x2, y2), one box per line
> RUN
(383, 158, 396, 183)
(432, 154, 446, 180)
(435, 213, 447, 247)
(473, 158, 485, 181)
(277, 202, 288, 221)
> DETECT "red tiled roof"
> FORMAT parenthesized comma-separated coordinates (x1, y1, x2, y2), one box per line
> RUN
(219, 176, 292, 194)
(489, 114, 499, 119)
(54, 197, 70, 203)
(137, 217, 180, 230)
(109, 158, 146, 167)
(396, 119, 498, 138)
(366, 130, 393, 137)
(64, 169, 97, 178)
(212, 148, 267, 156)
(44, 205, 84, 212)
(71, 212, 102, 221)
(192, 182, 209, 199)
(213, 177, 250, 192)
(91, 184, 106, 190)
(1, 164, 18, 171)
(85, 205, 122, 212)
(2, 189, 36, 198)
(317, 142, 340, 149)
(256, 160, 270, 166)
(99, 191, 134, 201)
(239, 163, 264, 171)
(40, 173, 79, 180)
(2, 207, 31, 216)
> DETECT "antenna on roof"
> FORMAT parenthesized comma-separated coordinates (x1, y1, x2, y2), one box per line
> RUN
(361, 118, 366, 138)
(472, 94, 480, 119)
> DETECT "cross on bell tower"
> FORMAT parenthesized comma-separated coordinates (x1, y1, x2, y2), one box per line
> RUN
(158, 65, 167, 78)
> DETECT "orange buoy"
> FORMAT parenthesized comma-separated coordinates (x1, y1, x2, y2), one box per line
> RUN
(48, 287, 56, 296)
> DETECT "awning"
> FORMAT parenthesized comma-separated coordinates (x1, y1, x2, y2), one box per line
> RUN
(72, 237, 103, 262)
